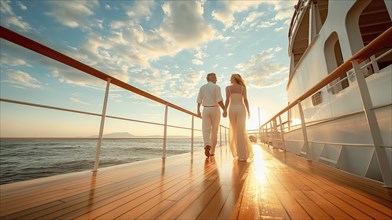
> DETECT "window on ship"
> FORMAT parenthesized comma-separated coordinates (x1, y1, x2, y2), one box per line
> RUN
(324, 32, 349, 95)
(358, 0, 392, 75)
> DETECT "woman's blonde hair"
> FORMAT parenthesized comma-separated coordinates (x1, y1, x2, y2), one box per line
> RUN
(231, 73, 246, 87)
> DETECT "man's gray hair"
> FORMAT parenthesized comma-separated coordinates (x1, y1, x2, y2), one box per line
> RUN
(206, 73, 216, 82)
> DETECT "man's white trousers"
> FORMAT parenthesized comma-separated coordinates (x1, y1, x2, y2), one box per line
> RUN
(202, 106, 220, 154)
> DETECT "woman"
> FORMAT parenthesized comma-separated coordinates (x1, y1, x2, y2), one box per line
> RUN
(223, 74, 253, 161)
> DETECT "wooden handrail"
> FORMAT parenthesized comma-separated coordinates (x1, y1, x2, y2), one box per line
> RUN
(262, 26, 392, 127)
(0, 26, 199, 118)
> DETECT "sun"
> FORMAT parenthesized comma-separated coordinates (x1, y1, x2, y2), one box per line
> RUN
(246, 117, 259, 130)
(246, 108, 265, 130)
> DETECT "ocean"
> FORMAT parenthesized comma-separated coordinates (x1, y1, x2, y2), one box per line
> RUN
(0, 138, 203, 185)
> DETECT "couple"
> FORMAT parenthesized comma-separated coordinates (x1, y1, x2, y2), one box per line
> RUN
(197, 73, 253, 162)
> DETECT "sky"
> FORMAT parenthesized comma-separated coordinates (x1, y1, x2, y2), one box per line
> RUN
(0, 0, 296, 138)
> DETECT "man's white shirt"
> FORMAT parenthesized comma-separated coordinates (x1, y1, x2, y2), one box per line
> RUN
(197, 82, 223, 106)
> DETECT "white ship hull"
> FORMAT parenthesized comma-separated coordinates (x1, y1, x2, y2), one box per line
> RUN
(264, 0, 392, 184)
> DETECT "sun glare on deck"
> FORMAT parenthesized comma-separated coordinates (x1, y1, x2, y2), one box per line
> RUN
(252, 145, 268, 185)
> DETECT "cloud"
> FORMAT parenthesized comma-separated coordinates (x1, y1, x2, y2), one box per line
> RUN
(192, 59, 203, 65)
(236, 47, 282, 70)
(160, 1, 217, 48)
(1, 54, 31, 67)
(192, 49, 207, 65)
(274, 27, 285, 32)
(245, 63, 288, 87)
(49, 68, 103, 89)
(66, 1, 218, 79)
(69, 97, 89, 105)
(4, 16, 31, 30)
(0, 0, 12, 14)
(235, 11, 264, 30)
(4, 1, 219, 100)
(110, 20, 134, 29)
(17, 1, 27, 10)
(49, 1, 217, 96)
(0, 39, 109, 90)
(246, 11, 264, 23)
(109, 93, 125, 102)
(126, 0, 155, 21)
(275, 9, 295, 21)
(2, 69, 42, 88)
(129, 68, 203, 99)
(212, 0, 295, 31)
(268, 1, 296, 21)
(236, 47, 288, 88)
(0, 0, 32, 31)
(212, 1, 261, 28)
(45, 0, 99, 29)
(169, 70, 203, 98)
(257, 21, 277, 29)
(130, 69, 172, 97)
(109, 1, 154, 29)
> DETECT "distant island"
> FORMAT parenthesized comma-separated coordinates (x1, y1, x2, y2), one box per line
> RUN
(86, 132, 194, 139)
(86, 132, 136, 138)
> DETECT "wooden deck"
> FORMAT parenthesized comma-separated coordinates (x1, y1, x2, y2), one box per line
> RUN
(0, 144, 391, 219)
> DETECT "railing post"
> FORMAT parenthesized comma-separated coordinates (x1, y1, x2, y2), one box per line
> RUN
(272, 118, 279, 148)
(191, 115, 194, 154)
(352, 60, 391, 187)
(270, 121, 274, 147)
(260, 127, 263, 143)
(219, 125, 222, 146)
(298, 101, 310, 160)
(225, 127, 227, 145)
(279, 115, 286, 151)
(370, 55, 380, 73)
(254, 130, 258, 143)
(163, 104, 168, 159)
(93, 78, 111, 172)
(266, 123, 270, 148)
(228, 127, 230, 148)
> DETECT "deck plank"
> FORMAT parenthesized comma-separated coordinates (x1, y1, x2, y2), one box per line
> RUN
(275, 169, 332, 219)
(1, 144, 391, 220)
(273, 150, 392, 218)
(299, 172, 390, 219)
(73, 161, 213, 219)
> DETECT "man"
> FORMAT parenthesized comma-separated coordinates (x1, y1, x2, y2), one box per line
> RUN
(197, 73, 225, 158)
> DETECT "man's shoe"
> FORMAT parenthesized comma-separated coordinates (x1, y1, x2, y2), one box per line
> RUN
(204, 145, 211, 157)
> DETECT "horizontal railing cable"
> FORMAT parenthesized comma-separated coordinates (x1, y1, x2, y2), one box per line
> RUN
(0, 98, 203, 133)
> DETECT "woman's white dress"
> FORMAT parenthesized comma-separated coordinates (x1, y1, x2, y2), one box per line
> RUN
(228, 87, 253, 160)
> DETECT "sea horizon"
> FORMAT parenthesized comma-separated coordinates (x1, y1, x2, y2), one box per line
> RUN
(0, 136, 202, 140)
(0, 131, 204, 140)
(0, 138, 205, 184)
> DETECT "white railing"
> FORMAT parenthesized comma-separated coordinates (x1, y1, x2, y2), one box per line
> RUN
(326, 48, 392, 93)
(0, 26, 229, 172)
(260, 27, 392, 187)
